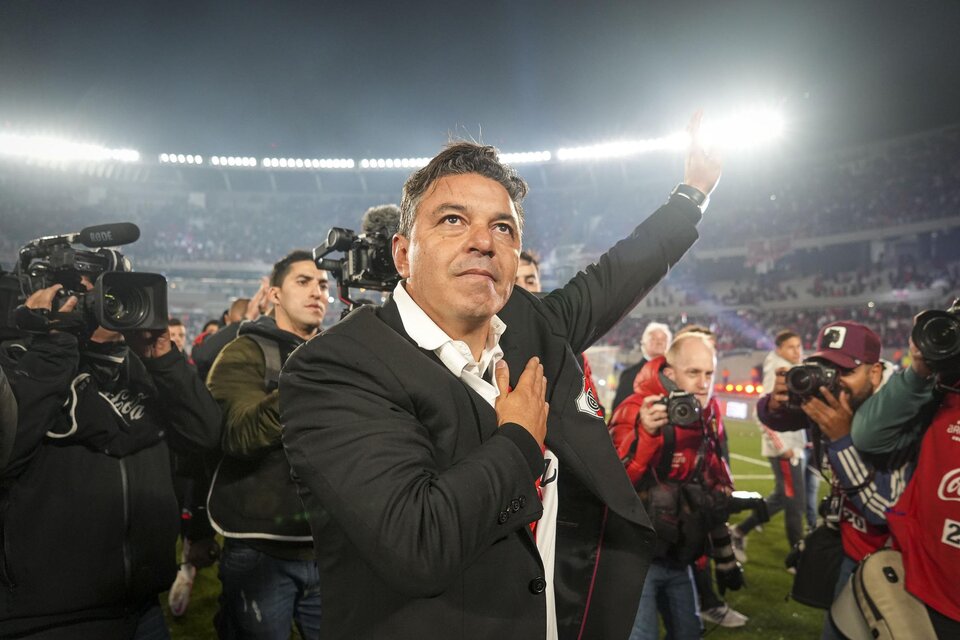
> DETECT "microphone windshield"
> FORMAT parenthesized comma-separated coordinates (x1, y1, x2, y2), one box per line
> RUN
(77, 223, 141, 248)
(360, 204, 401, 236)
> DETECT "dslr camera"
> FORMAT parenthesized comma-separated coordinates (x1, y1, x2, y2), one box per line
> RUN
(785, 361, 840, 408)
(912, 298, 960, 375)
(15, 223, 168, 332)
(657, 391, 702, 427)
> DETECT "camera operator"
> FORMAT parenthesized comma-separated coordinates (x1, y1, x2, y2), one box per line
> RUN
(0, 277, 221, 638)
(610, 331, 744, 639)
(758, 321, 909, 638)
(847, 309, 960, 637)
(206, 250, 328, 639)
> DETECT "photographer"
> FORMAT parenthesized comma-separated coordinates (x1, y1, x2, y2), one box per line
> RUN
(610, 332, 743, 639)
(758, 321, 908, 638)
(849, 310, 960, 637)
(0, 278, 221, 638)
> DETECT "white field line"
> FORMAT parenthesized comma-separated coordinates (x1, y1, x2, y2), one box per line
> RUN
(733, 474, 775, 480)
(729, 452, 771, 468)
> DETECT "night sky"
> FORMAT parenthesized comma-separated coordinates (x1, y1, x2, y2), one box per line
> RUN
(1, 0, 958, 159)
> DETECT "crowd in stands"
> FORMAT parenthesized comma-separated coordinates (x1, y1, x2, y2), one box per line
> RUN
(2, 124, 959, 269)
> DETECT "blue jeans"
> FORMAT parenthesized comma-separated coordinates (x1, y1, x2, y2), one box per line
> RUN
(805, 449, 821, 529)
(739, 455, 806, 547)
(630, 561, 701, 640)
(216, 540, 322, 640)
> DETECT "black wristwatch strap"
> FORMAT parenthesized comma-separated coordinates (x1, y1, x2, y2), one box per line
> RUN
(670, 183, 708, 211)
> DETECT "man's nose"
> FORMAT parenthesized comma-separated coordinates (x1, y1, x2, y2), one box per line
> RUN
(467, 224, 494, 254)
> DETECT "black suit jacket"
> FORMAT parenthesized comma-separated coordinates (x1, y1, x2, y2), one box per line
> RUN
(280, 195, 702, 640)
(612, 359, 647, 415)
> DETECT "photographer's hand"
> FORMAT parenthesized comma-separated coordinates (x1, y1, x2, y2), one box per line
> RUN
(639, 394, 668, 435)
(801, 387, 853, 440)
(495, 358, 548, 448)
(25, 284, 78, 315)
(767, 367, 790, 412)
(908, 336, 933, 380)
(124, 328, 173, 360)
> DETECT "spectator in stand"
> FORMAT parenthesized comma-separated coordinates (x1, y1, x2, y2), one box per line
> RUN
(612, 321, 672, 412)
(731, 330, 817, 566)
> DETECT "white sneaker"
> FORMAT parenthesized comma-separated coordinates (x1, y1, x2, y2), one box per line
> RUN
(168, 563, 197, 617)
(701, 604, 749, 628)
(730, 526, 748, 563)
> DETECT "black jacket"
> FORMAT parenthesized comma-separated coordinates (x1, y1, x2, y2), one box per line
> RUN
(0, 366, 15, 471)
(0, 332, 221, 636)
(192, 322, 241, 382)
(280, 194, 701, 640)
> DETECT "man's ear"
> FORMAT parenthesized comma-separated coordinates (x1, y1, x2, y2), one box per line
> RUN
(393, 234, 411, 279)
(268, 286, 281, 305)
(869, 362, 884, 386)
(662, 365, 677, 384)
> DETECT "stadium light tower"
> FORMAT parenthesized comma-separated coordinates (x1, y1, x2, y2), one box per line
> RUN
(0, 133, 140, 163)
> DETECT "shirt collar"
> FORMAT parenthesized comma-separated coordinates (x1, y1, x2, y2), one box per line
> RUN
(393, 281, 507, 370)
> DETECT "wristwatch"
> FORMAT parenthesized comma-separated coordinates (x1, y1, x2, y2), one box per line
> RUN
(670, 184, 708, 212)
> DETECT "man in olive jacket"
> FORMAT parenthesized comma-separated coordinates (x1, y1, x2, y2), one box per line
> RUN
(206, 250, 329, 639)
(280, 112, 722, 640)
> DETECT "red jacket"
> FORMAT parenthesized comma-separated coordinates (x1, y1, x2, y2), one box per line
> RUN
(609, 356, 733, 489)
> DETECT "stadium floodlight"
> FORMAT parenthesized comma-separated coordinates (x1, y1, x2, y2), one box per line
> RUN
(500, 150, 552, 164)
(698, 107, 785, 150)
(557, 135, 685, 162)
(0, 133, 141, 163)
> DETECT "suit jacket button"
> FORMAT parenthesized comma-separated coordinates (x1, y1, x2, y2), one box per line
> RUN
(518, 496, 526, 508)
(510, 499, 521, 512)
(529, 577, 546, 594)
(498, 510, 509, 524)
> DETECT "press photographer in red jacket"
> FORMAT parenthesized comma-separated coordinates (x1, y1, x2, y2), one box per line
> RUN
(609, 332, 739, 640)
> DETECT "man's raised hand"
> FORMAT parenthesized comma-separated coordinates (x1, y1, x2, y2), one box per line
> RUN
(495, 357, 548, 447)
(684, 109, 722, 199)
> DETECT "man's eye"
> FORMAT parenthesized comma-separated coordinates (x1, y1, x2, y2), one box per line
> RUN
(493, 223, 514, 235)
(443, 215, 462, 225)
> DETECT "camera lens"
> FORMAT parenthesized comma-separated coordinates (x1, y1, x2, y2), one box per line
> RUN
(786, 367, 815, 394)
(102, 286, 149, 329)
(921, 315, 960, 356)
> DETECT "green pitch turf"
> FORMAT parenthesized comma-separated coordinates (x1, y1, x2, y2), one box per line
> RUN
(162, 418, 829, 638)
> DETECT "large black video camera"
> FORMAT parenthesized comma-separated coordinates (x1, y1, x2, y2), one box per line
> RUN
(314, 204, 401, 312)
(657, 390, 703, 427)
(15, 223, 167, 332)
(785, 361, 840, 408)
(912, 298, 960, 375)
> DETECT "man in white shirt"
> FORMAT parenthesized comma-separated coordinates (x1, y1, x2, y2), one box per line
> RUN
(280, 112, 721, 640)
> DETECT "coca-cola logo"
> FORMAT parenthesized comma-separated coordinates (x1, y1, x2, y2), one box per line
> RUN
(938, 468, 960, 502)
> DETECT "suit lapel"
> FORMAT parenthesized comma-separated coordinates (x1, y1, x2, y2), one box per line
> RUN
(378, 297, 499, 443)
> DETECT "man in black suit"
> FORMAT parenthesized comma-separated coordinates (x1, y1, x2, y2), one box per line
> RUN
(280, 111, 721, 640)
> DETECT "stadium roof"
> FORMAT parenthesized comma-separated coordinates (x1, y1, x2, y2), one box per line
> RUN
(1, 0, 958, 159)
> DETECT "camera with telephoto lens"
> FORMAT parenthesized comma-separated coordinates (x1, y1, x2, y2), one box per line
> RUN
(657, 390, 702, 427)
(912, 298, 960, 374)
(15, 223, 168, 332)
(785, 361, 840, 408)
